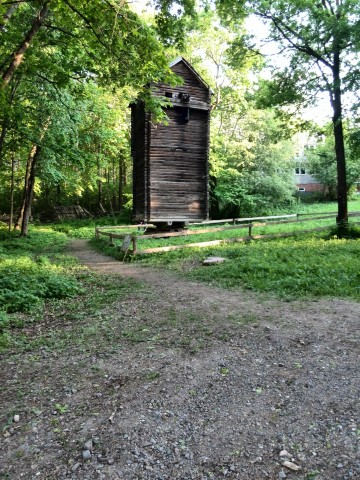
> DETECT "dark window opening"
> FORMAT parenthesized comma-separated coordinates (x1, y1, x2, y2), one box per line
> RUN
(175, 106, 190, 124)
(165, 92, 173, 98)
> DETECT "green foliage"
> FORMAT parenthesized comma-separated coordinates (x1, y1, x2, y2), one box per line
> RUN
(152, 0, 197, 48)
(211, 108, 297, 217)
(0, 226, 81, 348)
(0, 0, 182, 222)
(136, 230, 360, 301)
(216, 0, 360, 224)
(306, 124, 360, 199)
(50, 212, 131, 239)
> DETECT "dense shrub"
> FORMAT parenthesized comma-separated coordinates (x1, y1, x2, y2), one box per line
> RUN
(0, 227, 81, 337)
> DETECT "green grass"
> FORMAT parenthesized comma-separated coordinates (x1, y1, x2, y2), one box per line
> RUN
(133, 217, 340, 250)
(49, 211, 131, 239)
(3, 200, 360, 352)
(135, 232, 360, 301)
(0, 227, 82, 351)
(89, 200, 360, 302)
(262, 196, 360, 215)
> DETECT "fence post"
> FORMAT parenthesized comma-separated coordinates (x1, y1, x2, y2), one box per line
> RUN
(249, 224, 252, 236)
(109, 233, 114, 245)
(132, 236, 137, 255)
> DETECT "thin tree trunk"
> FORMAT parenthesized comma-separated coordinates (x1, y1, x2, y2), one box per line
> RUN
(112, 157, 116, 208)
(9, 152, 16, 231)
(1, 2, 50, 86)
(118, 156, 124, 211)
(97, 147, 104, 210)
(0, 3, 20, 32)
(331, 50, 348, 226)
(15, 117, 50, 231)
(0, 77, 21, 164)
(21, 146, 42, 236)
(14, 144, 36, 230)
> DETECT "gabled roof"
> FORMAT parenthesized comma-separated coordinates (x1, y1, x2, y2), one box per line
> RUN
(169, 56, 211, 91)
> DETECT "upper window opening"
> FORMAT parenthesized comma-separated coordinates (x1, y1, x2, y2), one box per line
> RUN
(165, 92, 173, 98)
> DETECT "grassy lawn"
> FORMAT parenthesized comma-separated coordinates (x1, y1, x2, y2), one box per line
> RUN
(0, 225, 140, 353)
(2, 199, 360, 352)
(88, 199, 360, 302)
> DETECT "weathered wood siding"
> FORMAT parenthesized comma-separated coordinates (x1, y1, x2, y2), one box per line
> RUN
(131, 58, 211, 223)
(131, 102, 149, 220)
(148, 107, 209, 221)
(152, 62, 211, 107)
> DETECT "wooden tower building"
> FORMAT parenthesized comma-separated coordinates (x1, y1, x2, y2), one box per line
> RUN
(131, 57, 211, 226)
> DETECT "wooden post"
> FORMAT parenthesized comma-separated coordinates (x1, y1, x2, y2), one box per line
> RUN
(109, 233, 114, 245)
(132, 236, 137, 255)
(249, 224, 252, 236)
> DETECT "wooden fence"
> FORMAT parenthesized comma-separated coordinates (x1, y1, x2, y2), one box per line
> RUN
(95, 212, 360, 257)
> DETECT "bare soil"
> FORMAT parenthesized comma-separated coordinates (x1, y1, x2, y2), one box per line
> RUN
(1, 239, 359, 480)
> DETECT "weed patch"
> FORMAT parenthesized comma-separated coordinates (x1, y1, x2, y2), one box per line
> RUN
(133, 233, 360, 301)
(0, 227, 83, 351)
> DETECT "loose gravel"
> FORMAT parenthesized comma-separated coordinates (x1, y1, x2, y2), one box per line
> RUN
(0, 240, 359, 480)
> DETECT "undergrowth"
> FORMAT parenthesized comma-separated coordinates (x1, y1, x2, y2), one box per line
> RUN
(134, 231, 360, 301)
(50, 211, 131, 238)
(0, 227, 82, 351)
(2, 200, 360, 351)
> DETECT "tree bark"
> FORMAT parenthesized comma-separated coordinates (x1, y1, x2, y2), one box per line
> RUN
(1, 2, 50, 86)
(15, 117, 50, 232)
(9, 152, 16, 231)
(14, 144, 36, 230)
(118, 156, 124, 211)
(21, 145, 41, 236)
(0, 3, 20, 32)
(331, 50, 348, 226)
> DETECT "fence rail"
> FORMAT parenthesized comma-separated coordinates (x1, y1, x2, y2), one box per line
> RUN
(95, 212, 360, 257)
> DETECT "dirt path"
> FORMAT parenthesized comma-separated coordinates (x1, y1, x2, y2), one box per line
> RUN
(1, 240, 359, 480)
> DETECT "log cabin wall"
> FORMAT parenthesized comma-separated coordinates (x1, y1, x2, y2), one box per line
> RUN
(131, 57, 211, 224)
(131, 101, 149, 220)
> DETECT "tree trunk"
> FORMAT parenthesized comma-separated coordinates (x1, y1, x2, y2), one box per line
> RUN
(0, 78, 21, 164)
(118, 156, 124, 211)
(0, 3, 20, 32)
(9, 153, 16, 231)
(331, 50, 348, 226)
(21, 146, 41, 236)
(1, 2, 50, 86)
(15, 117, 49, 232)
(14, 144, 36, 230)
(97, 172, 103, 207)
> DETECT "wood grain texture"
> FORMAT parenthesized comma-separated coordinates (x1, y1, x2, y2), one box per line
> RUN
(131, 58, 210, 223)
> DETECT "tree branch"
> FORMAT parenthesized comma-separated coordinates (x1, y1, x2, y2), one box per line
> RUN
(259, 12, 333, 70)
(63, 0, 118, 57)
(0, 2, 20, 32)
(1, 2, 50, 86)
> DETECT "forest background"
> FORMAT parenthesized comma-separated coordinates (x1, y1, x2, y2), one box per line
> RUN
(1, 0, 360, 235)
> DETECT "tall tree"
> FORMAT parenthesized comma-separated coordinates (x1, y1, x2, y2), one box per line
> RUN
(0, 0, 182, 234)
(176, 9, 296, 217)
(217, 0, 360, 227)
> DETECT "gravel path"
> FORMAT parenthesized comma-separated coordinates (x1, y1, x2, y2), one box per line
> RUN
(0, 239, 359, 480)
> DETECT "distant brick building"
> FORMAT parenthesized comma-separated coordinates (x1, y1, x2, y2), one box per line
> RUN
(294, 166, 325, 194)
